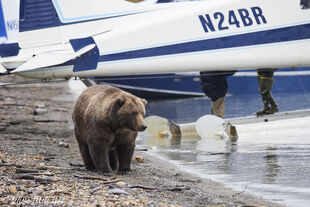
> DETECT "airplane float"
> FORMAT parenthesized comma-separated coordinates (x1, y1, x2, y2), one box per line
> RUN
(1, 0, 310, 80)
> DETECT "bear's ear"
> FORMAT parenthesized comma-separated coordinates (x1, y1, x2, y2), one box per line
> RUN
(115, 97, 125, 108)
(140, 98, 147, 105)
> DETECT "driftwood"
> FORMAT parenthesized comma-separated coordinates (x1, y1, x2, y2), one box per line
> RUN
(73, 174, 111, 181)
(15, 168, 55, 176)
(33, 118, 68, 123)
(43, 156, 55, 161)
(53, 108, 69, 112)
(37, 166, 72, 171)
(0, 102, 33, 107)
(89, 186, 104, 194)
(73, 174, 121, 184)
(128, 185, 190, 192)
(11, 137, 41, 141)
(0, 163, 22, 168)
(69, 162, 84, 167)
(100, 179, 122, 184)
(15, 168, 39, 174)
(15, 173, 59, 182)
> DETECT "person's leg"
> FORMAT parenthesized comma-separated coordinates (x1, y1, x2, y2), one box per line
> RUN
(256, 75, 269, 116)
(211, 96, 225, 118)
(256, 76, 275, 116)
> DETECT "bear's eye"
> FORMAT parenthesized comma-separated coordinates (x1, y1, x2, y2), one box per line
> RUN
(131, 112, 138, 116)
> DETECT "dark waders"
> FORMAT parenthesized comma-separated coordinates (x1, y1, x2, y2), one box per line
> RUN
(256, 69, 279, 116)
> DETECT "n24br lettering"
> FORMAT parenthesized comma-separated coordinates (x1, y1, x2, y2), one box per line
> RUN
(199, 7, 267, 33)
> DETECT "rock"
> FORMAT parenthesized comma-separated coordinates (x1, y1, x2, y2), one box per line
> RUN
(9, 120, 20, 125)
(148, 146, 157, 150)
(58, 142, 70, 148)
(33, 107, 47, 115)
(8, 186, 17, 194)
(135, 156, 143, 163)
(108, 188, 130, 195)
(116, 181, 127, 187)
(54, 108, 68, 112)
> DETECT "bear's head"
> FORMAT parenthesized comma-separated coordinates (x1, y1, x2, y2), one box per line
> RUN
(115, 95, 147, 132)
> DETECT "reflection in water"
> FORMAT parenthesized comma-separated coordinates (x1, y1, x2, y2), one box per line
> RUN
(146, 92, 310, 123)
(140, 92, 310, 207)
(264, 147, 280, 184)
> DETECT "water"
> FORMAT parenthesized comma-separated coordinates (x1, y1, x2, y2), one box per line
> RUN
(138, 92, 310, 207)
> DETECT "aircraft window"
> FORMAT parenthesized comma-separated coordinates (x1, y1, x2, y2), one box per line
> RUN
(301, 0, 310, 9)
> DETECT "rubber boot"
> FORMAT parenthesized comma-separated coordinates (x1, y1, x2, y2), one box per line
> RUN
(256, 99, 270, 116)
(265, 92, 278, 114)
(256, 77, 273, 116)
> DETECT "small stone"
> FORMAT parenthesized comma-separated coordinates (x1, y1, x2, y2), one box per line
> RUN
(58, 141, 70, 148)
(148, 146, 157, 150)
(33, 107, 47, 115)
(108, 188, 130, 195)
(116, 181, 127, 187)
(8, 186, 17, 194)
(135, 156, 143, 163)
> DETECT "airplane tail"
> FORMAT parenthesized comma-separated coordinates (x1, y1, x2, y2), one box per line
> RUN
(0, 0, 20, 74)
(0, 0, 7, 44)
(0, 0, 19, 48)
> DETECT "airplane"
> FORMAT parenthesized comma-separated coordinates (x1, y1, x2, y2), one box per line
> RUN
(1, 0, 310, 81)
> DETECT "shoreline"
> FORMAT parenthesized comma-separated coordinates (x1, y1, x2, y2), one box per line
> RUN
(0, 75, 283, 206)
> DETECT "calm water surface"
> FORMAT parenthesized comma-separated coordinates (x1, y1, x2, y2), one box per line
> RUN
(138, 92, 310, 207)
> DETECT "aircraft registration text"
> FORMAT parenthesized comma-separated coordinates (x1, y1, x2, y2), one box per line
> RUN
(198, 7, 267, 33)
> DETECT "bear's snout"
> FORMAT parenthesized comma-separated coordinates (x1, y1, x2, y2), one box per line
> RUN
(139, 124, 147, 132)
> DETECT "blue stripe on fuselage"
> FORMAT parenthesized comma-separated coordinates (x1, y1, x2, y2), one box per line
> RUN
(0, 43, 20, 57)
(98, 23, 310, 63)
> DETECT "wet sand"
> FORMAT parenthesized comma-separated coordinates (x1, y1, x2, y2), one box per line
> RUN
(0, 75, 284, 207)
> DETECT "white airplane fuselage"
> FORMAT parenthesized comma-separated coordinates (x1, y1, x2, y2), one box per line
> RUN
(1, 0, 310, 79)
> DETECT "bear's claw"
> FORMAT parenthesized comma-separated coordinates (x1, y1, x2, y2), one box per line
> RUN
(97, 170, 114, 176)
(118, 169, 131, 175)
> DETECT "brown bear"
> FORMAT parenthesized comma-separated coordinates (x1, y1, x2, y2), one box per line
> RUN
(72, 85, 147, 175)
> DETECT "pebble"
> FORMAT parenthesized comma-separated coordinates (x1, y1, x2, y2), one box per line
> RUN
(135, 156, 143, 163)
(58, 141, 70, 148)
(8, 186, 17, 194)
(33, 107, 47, 115)
(108, 188, 130, 195)
(116, 181, 127, 187)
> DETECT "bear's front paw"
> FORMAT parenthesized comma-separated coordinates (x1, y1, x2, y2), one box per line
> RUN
(85, 166, 96, 172)
(118, 169, 131, 175)
(97, 169, 114, 176)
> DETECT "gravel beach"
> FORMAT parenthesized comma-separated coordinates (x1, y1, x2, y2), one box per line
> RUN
(0, 75, 284, 207)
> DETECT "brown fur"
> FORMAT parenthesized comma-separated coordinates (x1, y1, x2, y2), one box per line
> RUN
(72, 85, 147, 175)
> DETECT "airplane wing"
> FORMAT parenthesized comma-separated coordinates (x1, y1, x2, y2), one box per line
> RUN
(11, 44, 96, 73)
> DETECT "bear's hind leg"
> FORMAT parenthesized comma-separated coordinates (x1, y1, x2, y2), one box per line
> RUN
(78, 142, 96, 171)
(117, 143, 135, 175)
(89, 140, 113, 175)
